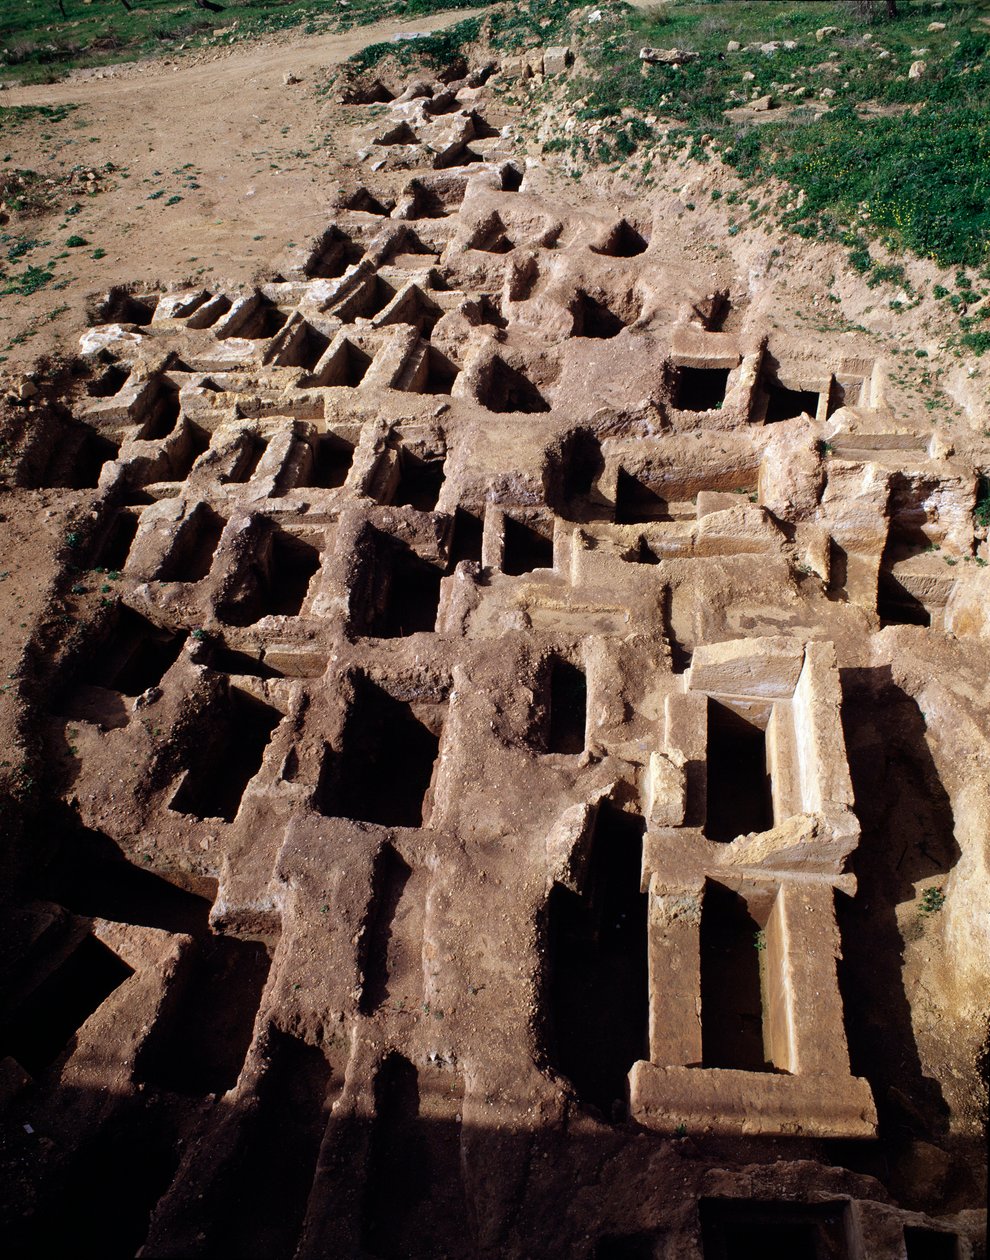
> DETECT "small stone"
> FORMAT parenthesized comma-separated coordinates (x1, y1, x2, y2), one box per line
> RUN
(742, 70, 755, 82)
(750, 94, 775, 112)
(909, 60, 927, 80)
(816, 26, 843, 42)
(726, 40, 740, 53)
(542, 46, 572, 76)
(283, 71, 301, 85)
(639, 47, 698, 66)
(928, 21, 946, 32)
(17, 380, 37, 400)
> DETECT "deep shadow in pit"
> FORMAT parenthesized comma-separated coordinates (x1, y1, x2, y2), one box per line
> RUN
(2, 1090, 185, 1260)
(33, 813, 274, 1098)
(316, 675, 442, 829)
(831, 666, 964, 1205)
(540, 802, 649, 1119)
(359, 1054, 471, 1260)
(358, 842, 414, 1015)
(2, 816, 276, 1258)
(0, 1064, 983, 1260)
(204, 1028, 335, 1260)
(545, 428, 607, 523)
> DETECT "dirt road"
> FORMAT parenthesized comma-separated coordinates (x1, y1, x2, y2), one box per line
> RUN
(0, 7, 484, 367)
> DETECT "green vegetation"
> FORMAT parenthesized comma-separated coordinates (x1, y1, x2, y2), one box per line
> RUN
(349, 17, 484, 75)
(348, 0, 574, 73)
(345, 1, 990, 315)
(0, 264, 55, 296)
(0, 104, 77, 132)
(559, 1, 990, 268)
(0, 0, 493, 85)
(385, 0, 970, 332)
(975, 476, 990, 528)
(919, 885, 946, 915)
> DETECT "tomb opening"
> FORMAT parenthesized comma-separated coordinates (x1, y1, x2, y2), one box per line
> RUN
(699, 881, 776, 1073)
(205, 1029, 333, 1260)
(676, 366, 730, 412)
(170, 688, 282, 822)
(1, 934, 133, 1076)
(483, 356, 551, 414)
(764, 383, 820, 424)
(546, 657, 587, 755)
(591, 220, 649, 258)
(615, 469, 669, 525)
(358, 843, 414, 1015)
(158, 503, 227, 583)
(320, 676, 442, 829)
(544, 804, 649, 1116)
(311, 432, 355, 488)
(904, 1227, 960, 1260)
(699, 1199, 851, 1260)
(503, 515, 553, 575)
(704, 699, 772, 842)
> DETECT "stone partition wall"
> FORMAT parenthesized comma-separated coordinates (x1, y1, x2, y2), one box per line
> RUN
(1, 46, 985, 1260)
(632, 636, 876, 1138)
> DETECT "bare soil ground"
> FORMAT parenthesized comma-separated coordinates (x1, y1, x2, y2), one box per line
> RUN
(0, 7, 484, 847)
(0, 7, 484, 367)
(0, 7, 986, 1259)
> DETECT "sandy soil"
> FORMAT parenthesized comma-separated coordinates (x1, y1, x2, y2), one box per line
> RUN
(0, 9, 985, 1254)
(0, 7, 484, 368)
(0, 7, 486, 840)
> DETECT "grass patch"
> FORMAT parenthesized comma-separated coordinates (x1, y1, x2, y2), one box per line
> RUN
(347, 0, 581, 74)
(0, 0, 494, 86)
(0, 264, 55, 297)
(0, 104, 77, 133)
(348, 16, 485, 74)
(529, 1, 990, 276)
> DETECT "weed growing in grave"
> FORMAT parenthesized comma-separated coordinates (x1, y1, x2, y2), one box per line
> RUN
(975, 477, 990, 528)
(920, 886, 946, 916)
